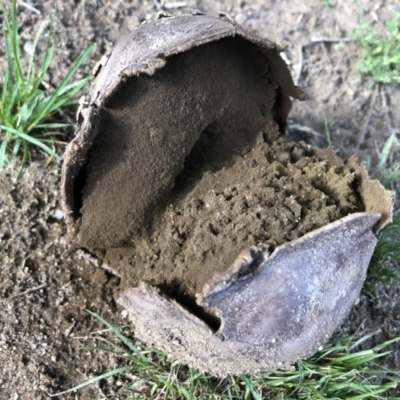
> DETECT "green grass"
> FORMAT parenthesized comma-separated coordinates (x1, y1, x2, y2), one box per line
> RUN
(366, 129, 400, 295)
(375, 130, 400, 190)
(52, 311, 400, 399)
(352, 12, 400, 84)
(365, 210, 400, 298)
(363, 130, 400, 298)
(0, 0, 93, 178)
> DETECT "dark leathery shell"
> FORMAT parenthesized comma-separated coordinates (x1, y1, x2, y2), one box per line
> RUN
(119, 212, 380, 376)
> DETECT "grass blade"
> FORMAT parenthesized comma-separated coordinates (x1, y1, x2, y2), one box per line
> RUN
(29, 44, 94, 130)
(84, 310, 150, 364)
(8, 0, 24, 84)
(378, 130, 399, 169)
(50, 366, 130, 397)
(0, 125, 60, 160)
(0, 0, 93, 176)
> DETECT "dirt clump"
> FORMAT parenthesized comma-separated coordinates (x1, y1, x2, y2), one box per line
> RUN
(106, 123, 364, 299)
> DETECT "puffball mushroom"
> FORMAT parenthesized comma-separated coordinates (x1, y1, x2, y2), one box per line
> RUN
(61, 13, 393, 376)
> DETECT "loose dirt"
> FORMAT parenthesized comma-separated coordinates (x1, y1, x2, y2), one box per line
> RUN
(0, 161, 120, 399)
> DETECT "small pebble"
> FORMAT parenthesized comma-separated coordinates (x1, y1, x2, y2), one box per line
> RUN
(23, 41, 34, 56)
(53, 209, 64, 220)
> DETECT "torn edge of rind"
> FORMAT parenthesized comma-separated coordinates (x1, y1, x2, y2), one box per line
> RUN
(197, 246, 268, 303)
(354, 163, 393, 231)
(316, 148, 393, 231)
(198, 211, 381, 303)
(61, 103, 102, 241)
(89, 12, 305, 107)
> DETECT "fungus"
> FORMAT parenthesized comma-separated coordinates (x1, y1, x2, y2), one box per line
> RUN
(61, 13, 393, 376)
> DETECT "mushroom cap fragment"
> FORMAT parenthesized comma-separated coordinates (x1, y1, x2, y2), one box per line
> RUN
(119, 212, 380, 377)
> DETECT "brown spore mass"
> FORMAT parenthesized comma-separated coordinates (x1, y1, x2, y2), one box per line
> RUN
(76, 37, 278, 248)
(106, 122, 364, 299)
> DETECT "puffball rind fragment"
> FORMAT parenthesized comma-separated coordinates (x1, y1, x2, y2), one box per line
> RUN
(118, 212, 380, 377)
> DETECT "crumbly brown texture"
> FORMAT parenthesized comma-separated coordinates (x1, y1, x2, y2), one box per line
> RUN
(0, 162, 121, 399)
(106, 124, 364, 298)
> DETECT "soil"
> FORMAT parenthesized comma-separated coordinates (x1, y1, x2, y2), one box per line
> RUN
(0, 0, 399, 399)
(0, 162, 121, 399)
